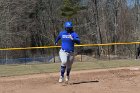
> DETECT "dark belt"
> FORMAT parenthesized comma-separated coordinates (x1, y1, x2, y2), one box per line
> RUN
(62, 49, 74, 53)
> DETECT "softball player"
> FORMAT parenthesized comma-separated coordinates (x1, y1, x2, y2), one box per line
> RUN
(55, 21, 80, 83)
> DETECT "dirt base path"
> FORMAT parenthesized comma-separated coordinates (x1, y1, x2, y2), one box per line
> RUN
(0, 67, 140, 93)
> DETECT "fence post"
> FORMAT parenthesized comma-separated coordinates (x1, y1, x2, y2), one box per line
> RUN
(135, 44, 137, 59)
(108, 45, 110, 60)
(53, 48, 55, 63)
(24, 50, 27, 65)
(81, 53, 82, 62)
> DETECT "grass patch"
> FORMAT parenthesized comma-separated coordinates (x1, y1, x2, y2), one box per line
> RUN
(0, 59, 140, 77)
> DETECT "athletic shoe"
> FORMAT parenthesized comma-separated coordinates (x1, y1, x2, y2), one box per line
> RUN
(65, 76, 70, 82)
(59, 76, 64, 83)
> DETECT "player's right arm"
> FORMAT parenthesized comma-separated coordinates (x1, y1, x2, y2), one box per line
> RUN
(55, 32, 62, 45)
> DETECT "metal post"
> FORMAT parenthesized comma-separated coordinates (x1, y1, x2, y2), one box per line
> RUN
(108, 45, 110, 60)
(135, 44, 137, 59)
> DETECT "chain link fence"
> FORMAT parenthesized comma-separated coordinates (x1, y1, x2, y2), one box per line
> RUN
(0, 43, 139, 65)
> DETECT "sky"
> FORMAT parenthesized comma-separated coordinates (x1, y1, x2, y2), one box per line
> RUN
(80, 0, 140, 8)
(127, 0, 134, 7)
(127, 0, 140, 7)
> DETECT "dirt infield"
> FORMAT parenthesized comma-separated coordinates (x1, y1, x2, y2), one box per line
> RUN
(0, 67, 140, 93)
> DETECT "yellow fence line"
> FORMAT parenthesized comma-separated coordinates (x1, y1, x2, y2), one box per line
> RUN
(0, 42, 140, 51)
(76, 42, 140, 47)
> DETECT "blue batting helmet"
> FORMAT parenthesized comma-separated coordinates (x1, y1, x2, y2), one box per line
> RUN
(64, 21, 73, 28)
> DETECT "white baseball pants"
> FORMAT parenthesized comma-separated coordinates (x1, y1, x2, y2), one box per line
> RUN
(59, 49, 74, 68)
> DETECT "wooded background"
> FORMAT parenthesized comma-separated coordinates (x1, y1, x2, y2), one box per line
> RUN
(0, 0, 140, 61)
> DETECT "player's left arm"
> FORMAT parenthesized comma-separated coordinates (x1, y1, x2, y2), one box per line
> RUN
(72, 33, 80, 44)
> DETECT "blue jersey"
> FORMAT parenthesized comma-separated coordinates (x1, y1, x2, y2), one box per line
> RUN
(55, 30, 80, 52)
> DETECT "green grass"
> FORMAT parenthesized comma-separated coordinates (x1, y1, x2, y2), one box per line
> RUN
(0, 59, 140, 77)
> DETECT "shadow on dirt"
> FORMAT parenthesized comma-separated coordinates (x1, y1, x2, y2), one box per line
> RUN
(71, 80, 99, 85)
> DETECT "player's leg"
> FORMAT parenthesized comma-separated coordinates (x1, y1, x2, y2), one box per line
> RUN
(59, 49, 68, 82)
(66, 52, 74, 82)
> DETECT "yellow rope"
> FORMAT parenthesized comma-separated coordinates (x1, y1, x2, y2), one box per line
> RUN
(0, 42, 140, 51)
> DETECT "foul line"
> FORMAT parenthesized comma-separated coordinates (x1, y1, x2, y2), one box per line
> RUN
(0, 42, 140, 51)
